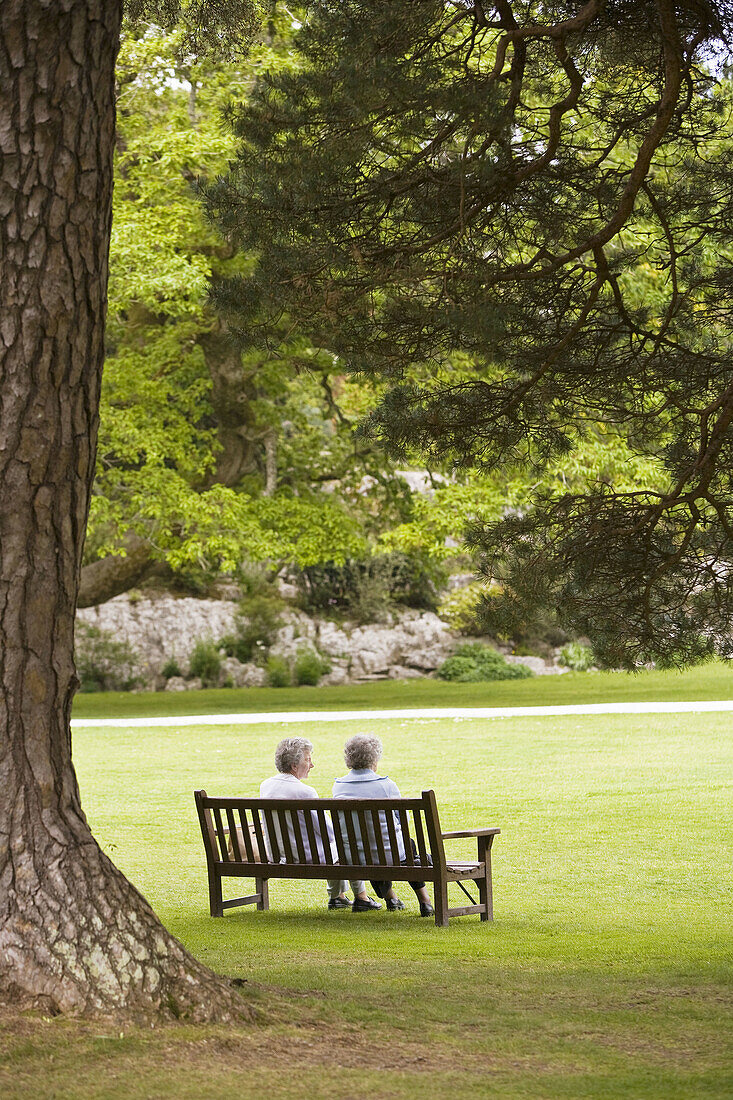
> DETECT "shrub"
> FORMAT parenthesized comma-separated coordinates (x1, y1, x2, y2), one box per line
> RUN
(75, 624, 141, 692)
(236, 561, 277, 598)
(266, 655, 292, 687)
(167, 565, 219, 597)
(295, 553, 447, 622)
(559, 641, 596, 671)
(220, 595, 284, 664)
(438, 580, 489, 634)
(293, 645, 331, 686)
(160, 657, 182, 680)
(437, 643, 534, 682)
(188, 639, 221, 687)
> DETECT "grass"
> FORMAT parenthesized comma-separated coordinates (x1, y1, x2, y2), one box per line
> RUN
(71, 659, 733, 718)
(2, 709, 731, 1098)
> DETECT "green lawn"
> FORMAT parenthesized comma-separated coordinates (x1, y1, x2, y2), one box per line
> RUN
(72, 659, 733, 718)
(3, 709, 731, 1098)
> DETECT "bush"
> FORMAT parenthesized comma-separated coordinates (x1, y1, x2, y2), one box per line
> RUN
(437, 643, 534, 682)
(438, 580, 489, 634)
(295, 553, 447, 622)
(220, 595, 284, 664)
(188, 639, 221, 687)
(266, 655, 292, 687)
(160, 657, 182, 680)
(293, 645, 331, 686)
(559, 641, 596, 671)
(75, 624, 141, 692)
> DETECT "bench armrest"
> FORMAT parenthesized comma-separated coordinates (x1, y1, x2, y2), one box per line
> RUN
(442, 828, 501, 839)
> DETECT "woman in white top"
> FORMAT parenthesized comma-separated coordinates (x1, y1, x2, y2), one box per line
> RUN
(260, 737, 381, 912)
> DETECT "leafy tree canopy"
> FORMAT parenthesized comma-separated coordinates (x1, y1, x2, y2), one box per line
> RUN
(207, 0, 733, 666)
(89, 14, 386, 593)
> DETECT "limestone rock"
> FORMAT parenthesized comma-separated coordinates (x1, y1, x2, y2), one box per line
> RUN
(316, 620, 352, 658)
(164, 676, 188, 692)
(220, 658, 268, 688)
(78, 594, 238, 678)
(164, 676, 203, 692)
(387, 665, 424, 679)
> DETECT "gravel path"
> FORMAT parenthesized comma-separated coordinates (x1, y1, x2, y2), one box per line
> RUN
(71, 699, 733, 727)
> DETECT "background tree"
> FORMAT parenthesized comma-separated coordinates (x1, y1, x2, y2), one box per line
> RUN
(0, 0, 259, 1020)
(208, 0, 733, 667)
(82, 13, 377, 606)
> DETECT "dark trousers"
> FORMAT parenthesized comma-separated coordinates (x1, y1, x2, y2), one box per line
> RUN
(371, 840, 432, 898)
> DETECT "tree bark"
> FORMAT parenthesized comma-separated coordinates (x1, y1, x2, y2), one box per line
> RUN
(77, 534, 159, 607)
(0, 0, 251, 1021)
(199, 322, 261, 488)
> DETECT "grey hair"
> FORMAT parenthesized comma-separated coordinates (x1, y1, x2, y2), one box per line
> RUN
(275, 737, 313, 774)
(344, 733, 382, 771)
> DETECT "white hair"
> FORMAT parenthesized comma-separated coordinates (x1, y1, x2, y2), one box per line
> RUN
(274, 737, 313, 774)
(344, 733, 382, 771)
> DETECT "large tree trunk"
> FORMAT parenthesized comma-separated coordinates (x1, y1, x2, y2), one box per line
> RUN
(0, 0, 251, 1021)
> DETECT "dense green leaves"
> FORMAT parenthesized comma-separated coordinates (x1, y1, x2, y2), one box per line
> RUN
(90, 18, 377, 586)
(209, 0, 733, 665)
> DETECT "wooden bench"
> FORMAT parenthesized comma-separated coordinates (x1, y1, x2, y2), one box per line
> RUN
(194, 788, 500, 927)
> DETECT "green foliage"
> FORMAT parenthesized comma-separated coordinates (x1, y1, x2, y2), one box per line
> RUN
(266, 654, 292, 687)
(559, 643, 597, 673)
(75, 624, 141, 693)
(188, 639, 222, 686)
(438, 581, 489, 635)
(160, 657, 182, 680)
(125, 0, 260, 61)
(87, 15, 379, 591)
(209, 0, 733, 666)
(437, 643, 534, 683)
(295, 553, 446, 622)
(220, 595, 284, 663)
(293, 645, 331, 686)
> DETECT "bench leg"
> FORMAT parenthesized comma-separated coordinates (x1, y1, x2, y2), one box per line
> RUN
(478, 836, 494, 922)
(256, 877, 270, 911)
(208, 868, 223, 918)
(434, 879, 449, 927)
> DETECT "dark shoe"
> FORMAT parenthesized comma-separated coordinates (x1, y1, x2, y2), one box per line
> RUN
(328, 897, 351, 910)
(352, 896, 382, 912)
(419, 902, 434, 918)
(386, 897, 406, 911)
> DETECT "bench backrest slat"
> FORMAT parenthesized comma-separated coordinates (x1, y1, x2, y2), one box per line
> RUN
(315, 806, 335, 866)
(225, 807, 241, 861)
(239, 808, 256, 862)
(212, 806, 229, 861)
(370, 807, 387, 864)
(343, 806, 361, 864)
(277, 808, 296, 862)
(290, 809, 307, 863)
(398, 807, 414, 865)
(384, 805, 401, 862)
(303, 805, 319, 862)
(251, 808, 267, 862)
(355, 807, 373, 863)
(412, 805, 429, 865)
(330, 806, 349, 863)
(262, 806, 281, 862)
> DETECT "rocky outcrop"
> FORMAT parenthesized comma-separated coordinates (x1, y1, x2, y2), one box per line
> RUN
(77, 594, 239, 679)
(76, 593, 567, 689)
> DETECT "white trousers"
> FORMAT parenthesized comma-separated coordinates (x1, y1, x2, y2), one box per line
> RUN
(326, 878, 365, 899)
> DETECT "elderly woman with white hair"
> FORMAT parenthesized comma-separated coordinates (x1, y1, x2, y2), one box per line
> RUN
(332, 733, 434, 917)
(260, 736, 381, 912)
